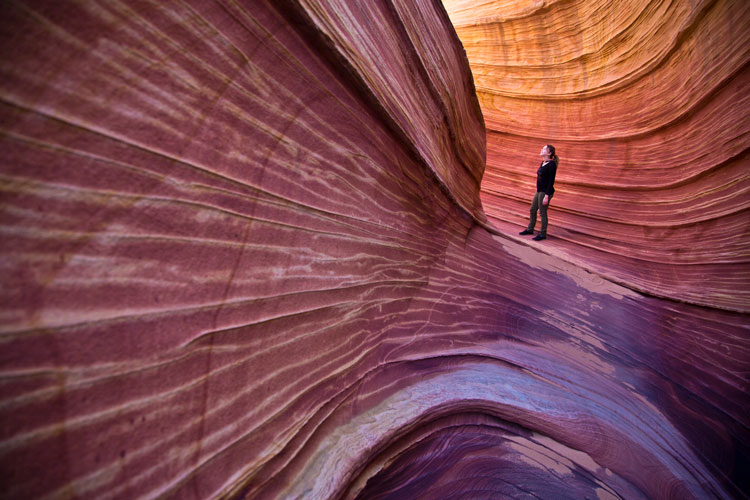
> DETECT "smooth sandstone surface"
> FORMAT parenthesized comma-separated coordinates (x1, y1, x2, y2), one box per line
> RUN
(444, 0, 750, 311)
(0, 1, 747, 499)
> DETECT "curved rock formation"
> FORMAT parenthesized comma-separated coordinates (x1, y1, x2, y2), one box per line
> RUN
(0, 1, 747, 499)
(444, 0, 750, 312)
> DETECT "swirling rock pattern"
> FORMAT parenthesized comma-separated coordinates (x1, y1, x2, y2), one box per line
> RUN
(443, 0, 750, 312)
(0, 1, 747, 500)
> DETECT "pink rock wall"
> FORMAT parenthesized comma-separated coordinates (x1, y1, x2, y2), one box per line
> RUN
(444, 0, 750, 312)
(0, 1, 748, 499)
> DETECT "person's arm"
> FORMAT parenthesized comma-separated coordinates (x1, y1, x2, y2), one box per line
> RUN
(542, 163, 556, 205)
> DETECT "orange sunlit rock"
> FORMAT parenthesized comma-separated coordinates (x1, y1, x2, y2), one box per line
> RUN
(444, 0, 750, 311)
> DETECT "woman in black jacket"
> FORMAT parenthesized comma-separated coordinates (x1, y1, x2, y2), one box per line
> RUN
(519, 145, 558, 241)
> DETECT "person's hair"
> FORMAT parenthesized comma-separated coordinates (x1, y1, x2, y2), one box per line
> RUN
(546, 144, 559, 164)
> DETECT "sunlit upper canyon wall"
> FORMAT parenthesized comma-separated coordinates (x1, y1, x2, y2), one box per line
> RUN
(443, 0, 750, 312)
(0, 1, 748, 499)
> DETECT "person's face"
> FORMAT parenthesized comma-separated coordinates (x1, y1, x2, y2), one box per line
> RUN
(540, 146, 549, 157)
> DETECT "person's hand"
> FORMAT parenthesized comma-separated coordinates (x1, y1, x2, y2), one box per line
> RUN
(542, 195, 549, 206)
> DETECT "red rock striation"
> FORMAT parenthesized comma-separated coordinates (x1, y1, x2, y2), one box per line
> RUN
(0, 1, 747, 499)
(444, 0, 750, 312)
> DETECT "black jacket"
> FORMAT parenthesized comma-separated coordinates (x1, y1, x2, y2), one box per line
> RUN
(536, 160, 557, 196)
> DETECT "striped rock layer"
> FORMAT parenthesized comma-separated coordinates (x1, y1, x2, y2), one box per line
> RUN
(0, 1, 747, 499)
(444, 0, 750, 312)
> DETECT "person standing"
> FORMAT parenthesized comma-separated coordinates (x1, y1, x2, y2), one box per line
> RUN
(519, 145, 558, 241)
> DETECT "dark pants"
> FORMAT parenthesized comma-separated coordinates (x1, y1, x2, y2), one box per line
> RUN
(526, 192, 551, 235)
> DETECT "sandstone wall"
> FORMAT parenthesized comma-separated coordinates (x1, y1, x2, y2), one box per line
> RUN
(444, 0, 750, 312)
(0, 1, 747, 499)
